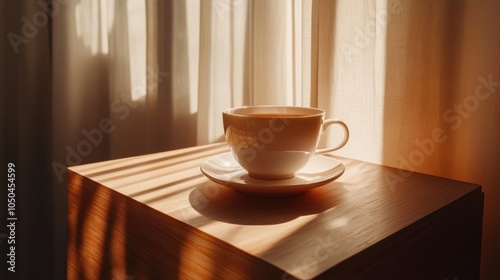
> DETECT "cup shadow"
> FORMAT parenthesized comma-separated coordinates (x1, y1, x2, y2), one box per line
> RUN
(188, 181, 345, 225)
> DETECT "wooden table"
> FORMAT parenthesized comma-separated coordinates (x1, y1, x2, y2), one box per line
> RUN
(67, 143, 483, 279)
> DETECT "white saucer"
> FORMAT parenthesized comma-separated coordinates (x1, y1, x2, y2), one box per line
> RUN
(200, 152, 345, 196)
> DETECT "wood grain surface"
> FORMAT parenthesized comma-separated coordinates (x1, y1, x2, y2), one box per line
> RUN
(68, 143, 483, 279)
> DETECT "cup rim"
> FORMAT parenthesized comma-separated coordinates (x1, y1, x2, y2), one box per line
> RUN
(223, 105, 325, 118)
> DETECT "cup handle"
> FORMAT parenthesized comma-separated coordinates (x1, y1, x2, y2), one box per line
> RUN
(315, 119, 349, 154)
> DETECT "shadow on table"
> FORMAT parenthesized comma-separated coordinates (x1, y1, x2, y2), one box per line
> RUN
(189, 181, 346, 225)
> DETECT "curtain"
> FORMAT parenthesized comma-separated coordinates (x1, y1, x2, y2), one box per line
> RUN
(1, 1, 55, 279)
(1, 0, 499, 279)
(317, 2, 500, 279)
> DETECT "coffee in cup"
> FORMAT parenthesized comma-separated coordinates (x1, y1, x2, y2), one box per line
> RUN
(223, 106, 349, 179)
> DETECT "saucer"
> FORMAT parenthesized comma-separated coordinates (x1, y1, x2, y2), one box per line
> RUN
(200, 152, 345, 196)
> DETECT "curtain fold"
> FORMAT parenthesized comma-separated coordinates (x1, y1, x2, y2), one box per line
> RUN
(2, 1, 55, 279)
(315, 0, 388, 163)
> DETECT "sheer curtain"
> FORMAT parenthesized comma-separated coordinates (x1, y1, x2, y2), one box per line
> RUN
(315, 2, 500, 279)
(2, 0, 498, 279)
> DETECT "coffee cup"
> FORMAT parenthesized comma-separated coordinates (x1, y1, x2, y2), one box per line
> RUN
(222, 106, 349, 179)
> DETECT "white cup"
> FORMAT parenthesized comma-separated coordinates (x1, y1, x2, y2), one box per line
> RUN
(223, 106, 349, 179)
